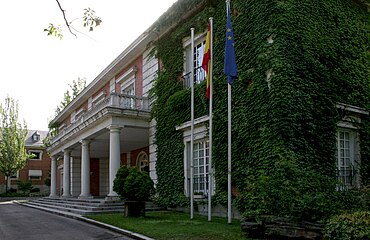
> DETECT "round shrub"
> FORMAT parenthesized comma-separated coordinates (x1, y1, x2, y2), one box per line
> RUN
(113, 166, 155, 202)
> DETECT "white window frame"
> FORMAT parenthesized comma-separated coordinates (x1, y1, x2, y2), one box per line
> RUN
(183, 32, 207, 88)
(8, 171, 19, 180)
(136, 151, 149, 172)
(117, 67, 137, 108)
(192, 140, 210, 195)
(176, 115, 215, 198)
(335, 103, 368, 188)
(28, 170, 42, 180)
(92, 91, 106, 107)
(28, 150, 43, 160)
(32, 133, 40, 142)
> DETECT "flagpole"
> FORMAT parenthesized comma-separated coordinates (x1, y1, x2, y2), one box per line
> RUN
(226, 0, 232, 225)
(208, 17, 213, 222)
(190, 27, 195, 220)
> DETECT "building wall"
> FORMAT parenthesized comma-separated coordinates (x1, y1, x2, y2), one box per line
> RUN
(142, 48, 159, 183)
(115, 55, 144, 96)
(0, 147, 51, 194)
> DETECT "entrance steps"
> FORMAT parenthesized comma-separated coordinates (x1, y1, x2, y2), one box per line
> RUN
(19, 197, 164, 215)
(20, 197, 125, 215)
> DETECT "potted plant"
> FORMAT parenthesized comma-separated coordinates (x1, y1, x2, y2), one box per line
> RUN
(113, 165, 155, 217)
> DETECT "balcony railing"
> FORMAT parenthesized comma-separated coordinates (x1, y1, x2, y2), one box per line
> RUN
(187, 176, 212, 198)
(182, 66, 207, 88)
(50, 93, 150, 145)
(336, 169, 357, 191)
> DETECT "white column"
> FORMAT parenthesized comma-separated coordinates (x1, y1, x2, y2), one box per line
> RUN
(49, 155, 58, 198)
(107, 126, 121, 199)
(62, 150, 72, 197)
(79, 140, 92, 199)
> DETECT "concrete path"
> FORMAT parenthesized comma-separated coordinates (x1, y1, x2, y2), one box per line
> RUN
(0, 201, 136, 240)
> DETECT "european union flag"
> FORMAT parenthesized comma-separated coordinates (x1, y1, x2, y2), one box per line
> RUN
(224, 3, 237, 85)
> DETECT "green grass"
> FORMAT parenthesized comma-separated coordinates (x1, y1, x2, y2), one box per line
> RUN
(87, 211, 246, 240)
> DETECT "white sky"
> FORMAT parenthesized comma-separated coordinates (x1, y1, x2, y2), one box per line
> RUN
(0, 0, 177, 131)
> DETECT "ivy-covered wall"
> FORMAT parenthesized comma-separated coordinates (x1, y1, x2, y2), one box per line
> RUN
(151, 0, 370, 211)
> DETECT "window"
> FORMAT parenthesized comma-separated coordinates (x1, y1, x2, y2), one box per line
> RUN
(32, 133, 40, 142)
(176, 115, 215, 198)
(336, 129, 357, 187)
(28, 170, 42, 180)
(117, 67, 136, 108)
(29, 150, 43, 160)
(193, 140, 210, 195)
(10, 171, 19, 180)
(137, 152, 149, 173)
(183, 33, 207, 88)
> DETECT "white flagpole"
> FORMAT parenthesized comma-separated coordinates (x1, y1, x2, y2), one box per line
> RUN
(208, 17, 213, 222)
(190, 27, 195, 220)
(226, 0, 232, 225)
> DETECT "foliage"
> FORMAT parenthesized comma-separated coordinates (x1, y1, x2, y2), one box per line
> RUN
(323, 211, 370, 240)
(0, 191, 28, 197)
(88, 211, 245, 240)
(44, 24, 63, 40)
(16, 180, 33, 194)
(0, 97, 30, 192)
(45, 1, 102, 39)
(150, 0, 370, 217)
(113, 166, 155, 201)
(83, 8, 102, 32)
(235, 157, 368, 222)
(46, 77, 87, 143)
(54, 77, 86, 116)
(44, 178, 51, 187)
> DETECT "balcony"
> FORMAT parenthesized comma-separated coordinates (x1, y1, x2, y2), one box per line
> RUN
(50, 93, 150, 146)
(182, 66, 207, 88)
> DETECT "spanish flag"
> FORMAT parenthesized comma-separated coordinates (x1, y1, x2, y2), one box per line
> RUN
(202, 23, 211, 99)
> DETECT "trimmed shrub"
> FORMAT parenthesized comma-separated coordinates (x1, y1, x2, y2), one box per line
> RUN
(113, 166, 155, 202)
(323, 211, 370, 240)
(16, 180, 33, 194)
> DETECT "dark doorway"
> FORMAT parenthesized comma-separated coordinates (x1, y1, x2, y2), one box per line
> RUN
(90, 158, 100, 196)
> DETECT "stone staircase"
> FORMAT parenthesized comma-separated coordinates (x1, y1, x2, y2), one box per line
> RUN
(20, 197, 125, 215)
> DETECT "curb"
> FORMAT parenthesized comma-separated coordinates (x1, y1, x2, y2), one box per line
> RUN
(14, 200, 154, 240)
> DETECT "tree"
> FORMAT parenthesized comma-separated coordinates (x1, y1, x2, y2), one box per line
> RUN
(55, 77, 86, 115)
(0, 97, 30, 192)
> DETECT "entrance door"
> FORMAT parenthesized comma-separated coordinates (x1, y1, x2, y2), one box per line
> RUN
(90, 158, 100, 196)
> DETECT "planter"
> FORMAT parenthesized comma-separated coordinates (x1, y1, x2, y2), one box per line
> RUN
(124, 201, 146, 217)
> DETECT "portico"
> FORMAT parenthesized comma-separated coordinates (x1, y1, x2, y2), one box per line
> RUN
(47, 93, 151, 199)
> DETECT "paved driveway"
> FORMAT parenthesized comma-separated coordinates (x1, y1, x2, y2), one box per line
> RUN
(0, 201, 133, 240)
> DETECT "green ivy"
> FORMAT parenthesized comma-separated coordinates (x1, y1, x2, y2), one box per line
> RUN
(151, 0, 370, 216)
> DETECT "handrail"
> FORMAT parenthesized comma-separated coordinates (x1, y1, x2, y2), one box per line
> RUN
(50, 93, 150, 145)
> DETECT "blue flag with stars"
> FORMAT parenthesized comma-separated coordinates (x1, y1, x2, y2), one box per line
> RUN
(224, 3, 237, 85)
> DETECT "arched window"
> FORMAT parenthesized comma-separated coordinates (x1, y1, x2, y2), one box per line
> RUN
(136, 152, 149, 173)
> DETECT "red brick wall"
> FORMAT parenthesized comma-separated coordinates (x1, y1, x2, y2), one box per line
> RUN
(119, 146, 149, 168)
(130, 147, 149, 167)
(115, 55, 143, 96)
(0, 148, 51, 192)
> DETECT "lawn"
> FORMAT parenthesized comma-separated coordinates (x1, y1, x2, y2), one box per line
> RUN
(87, 211, 246, 240)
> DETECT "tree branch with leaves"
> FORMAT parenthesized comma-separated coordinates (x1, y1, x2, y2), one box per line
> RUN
(44, 0, 102, 39)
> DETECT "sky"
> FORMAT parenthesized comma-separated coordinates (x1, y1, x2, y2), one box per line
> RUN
(0, 0, 177, 131)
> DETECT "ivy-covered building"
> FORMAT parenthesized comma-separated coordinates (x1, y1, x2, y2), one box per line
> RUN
(149, 0, 370, 215)
(47, 0, 369, 218)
